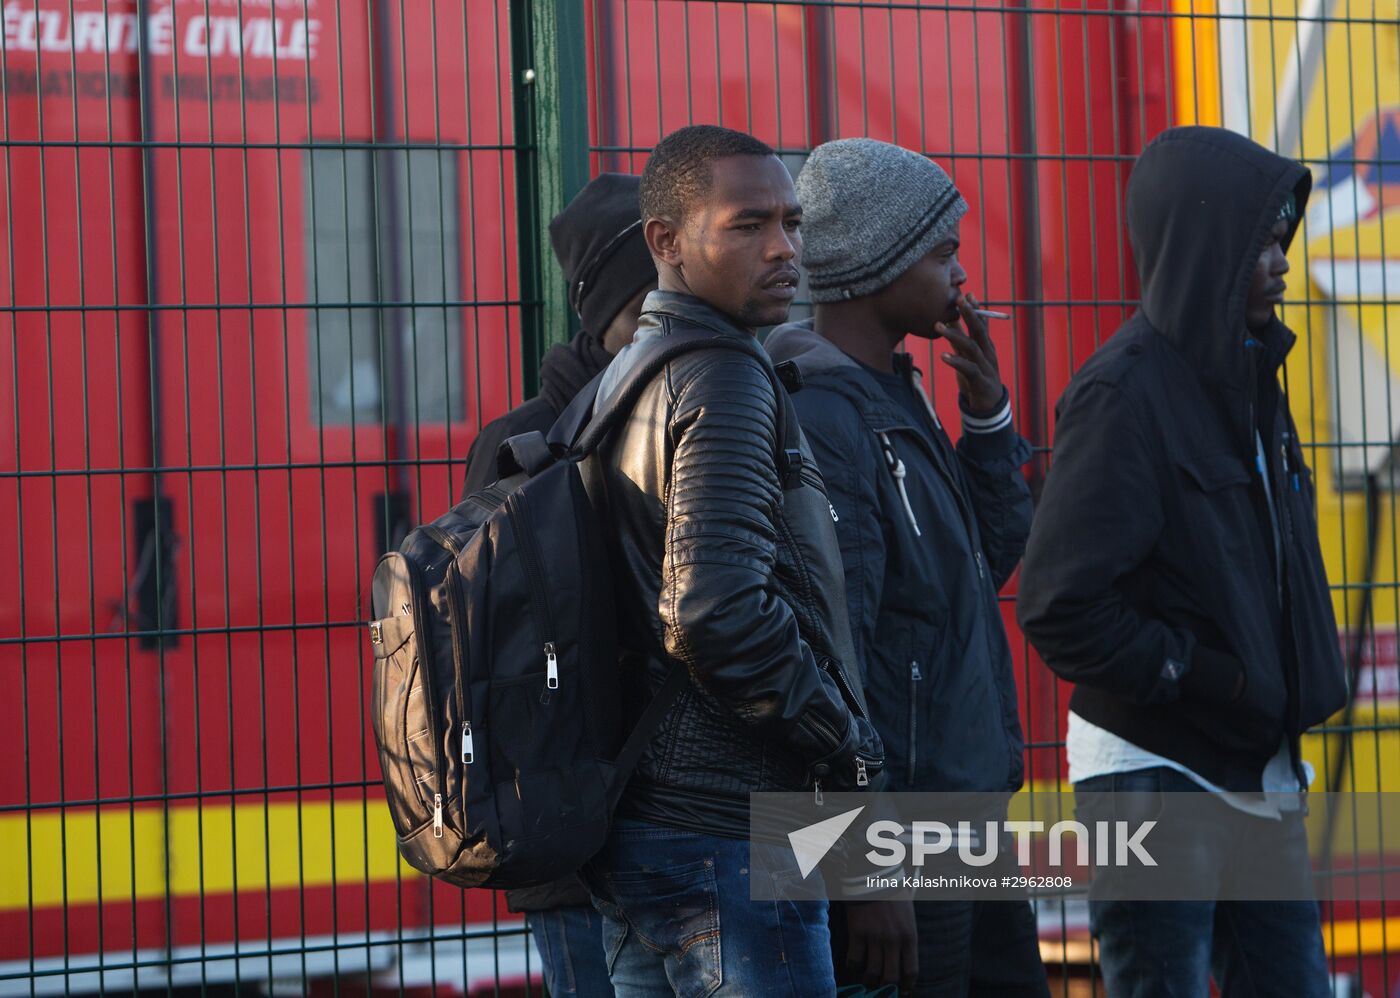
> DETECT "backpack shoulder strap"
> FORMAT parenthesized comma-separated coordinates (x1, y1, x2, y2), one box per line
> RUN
(605, 661, 690, 810)
(549, 328, 804, 487)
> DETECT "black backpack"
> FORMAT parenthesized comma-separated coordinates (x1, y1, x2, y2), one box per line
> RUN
(367, 329, 803, 890)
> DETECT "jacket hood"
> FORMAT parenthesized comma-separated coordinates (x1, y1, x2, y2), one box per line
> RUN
(765, 319, 930, 427)
(765, 319, 898, 411)
(765, 319, 861, 377)
(1127, 126, 1311, 394)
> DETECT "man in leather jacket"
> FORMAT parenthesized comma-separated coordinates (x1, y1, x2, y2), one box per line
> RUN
(581, 125, 888, 997)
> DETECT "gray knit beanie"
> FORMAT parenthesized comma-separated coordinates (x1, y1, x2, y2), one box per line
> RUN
(796, 138, 968, 303)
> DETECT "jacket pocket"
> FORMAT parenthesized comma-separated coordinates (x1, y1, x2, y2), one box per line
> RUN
(1176, 453, 1252, 492)
(1171, 452, 1259, 574)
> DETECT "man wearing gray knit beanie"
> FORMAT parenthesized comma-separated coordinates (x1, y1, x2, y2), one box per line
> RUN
(767, 139, 1047, 996)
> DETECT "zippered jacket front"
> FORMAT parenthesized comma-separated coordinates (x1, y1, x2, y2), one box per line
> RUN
(766, 321, 1034, 793)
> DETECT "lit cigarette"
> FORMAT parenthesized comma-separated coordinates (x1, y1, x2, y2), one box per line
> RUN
(973, 309, 1010, 320)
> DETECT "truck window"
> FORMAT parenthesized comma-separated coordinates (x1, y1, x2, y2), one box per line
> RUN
(304, 146, 462, 426)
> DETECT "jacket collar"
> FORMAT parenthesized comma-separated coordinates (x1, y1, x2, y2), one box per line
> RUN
(639, 289, 753, 337)
(1246, 314, 1296, 375)
(594, 290, 757, 413)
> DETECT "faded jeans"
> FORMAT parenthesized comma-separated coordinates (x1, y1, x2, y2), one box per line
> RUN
(585, 818, 836, 997)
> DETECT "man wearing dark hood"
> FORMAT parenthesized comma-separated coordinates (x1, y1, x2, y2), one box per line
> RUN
(458, 173, 655, 997)
(1018, 126, 1348, 995)
(461, 172, 656, 499)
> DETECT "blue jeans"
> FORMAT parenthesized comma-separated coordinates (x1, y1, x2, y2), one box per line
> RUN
(1074, 767, 1329, 997)
(584, 818, 835, 997)
(526, 905, 615, 997)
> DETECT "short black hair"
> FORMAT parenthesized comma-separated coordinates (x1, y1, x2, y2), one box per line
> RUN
(639, 125, 776, 225)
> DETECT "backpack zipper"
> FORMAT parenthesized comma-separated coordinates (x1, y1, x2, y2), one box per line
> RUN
(506, 491, 558, 689)
(398, 554, 447, 806)
(422, 524, 472, 770)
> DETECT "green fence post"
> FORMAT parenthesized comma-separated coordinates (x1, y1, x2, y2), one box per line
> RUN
(511, 0, 590, 398)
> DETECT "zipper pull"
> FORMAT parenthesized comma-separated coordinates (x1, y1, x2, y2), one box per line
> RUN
(433, 793, 444, 838)
(814, 780, 824, 806)
(829, 502, 840, 523)
(855, 758, 869, 787)
(974, 551, 985, 579)
(911, 660, 922, 681)
(461, 722, 474, 764)
(545, 643, 559, 689)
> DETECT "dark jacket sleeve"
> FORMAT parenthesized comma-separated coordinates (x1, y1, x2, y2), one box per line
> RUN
(790, 387, 886, 688)
(661, 351, 878, 785)
(955, 392, 1035, 591)
(1016, 379, 1195, 703)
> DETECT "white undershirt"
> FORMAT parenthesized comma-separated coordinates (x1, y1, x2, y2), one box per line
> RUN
(1066, 711, 1311, 818)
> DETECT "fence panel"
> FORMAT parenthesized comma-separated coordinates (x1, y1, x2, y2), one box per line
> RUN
(586, 0, 1398, 993)
(2, 0, 1399, 993)
(1, 0, 536, 992)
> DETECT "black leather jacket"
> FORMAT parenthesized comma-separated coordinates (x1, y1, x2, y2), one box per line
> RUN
(589, 291, 883, 838)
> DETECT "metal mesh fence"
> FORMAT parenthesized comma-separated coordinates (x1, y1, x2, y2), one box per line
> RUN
(590, 1, 1399, 991)
(0, 0, 539, 992)
(1, 0, 1398, 993)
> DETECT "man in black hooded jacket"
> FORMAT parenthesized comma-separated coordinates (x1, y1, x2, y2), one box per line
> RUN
(461, 173, 656, 499)
(458, 172, 655, 998)
(1018, 126, 1347, 995)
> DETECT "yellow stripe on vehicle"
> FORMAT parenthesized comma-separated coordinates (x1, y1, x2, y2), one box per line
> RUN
(0, 800, 414, 912)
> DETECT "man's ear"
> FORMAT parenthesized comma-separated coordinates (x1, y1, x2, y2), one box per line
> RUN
(645, 217, 682, 267)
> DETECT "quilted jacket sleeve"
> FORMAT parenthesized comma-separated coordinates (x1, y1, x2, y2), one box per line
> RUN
(660, 349, 879, 785)
(788, 386, 886, 690)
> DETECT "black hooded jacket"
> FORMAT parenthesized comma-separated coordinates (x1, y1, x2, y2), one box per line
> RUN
(1017, 127, 1348, 791)
(460, 331, 613, 499)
